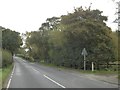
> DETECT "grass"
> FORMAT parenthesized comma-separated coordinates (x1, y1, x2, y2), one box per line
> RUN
(118, 71, 120, 79)
(77, 70, 118, 75)
(118, 75, 120, 79)
(40, 62, 118, 75)
(0, 69, 2, 89)
(2, 65, 13, 88)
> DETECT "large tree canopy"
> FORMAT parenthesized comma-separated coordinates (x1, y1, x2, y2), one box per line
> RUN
(2, 28, 23, 55)
(59, 8, 115, 69)
(25, 7, 116, 70)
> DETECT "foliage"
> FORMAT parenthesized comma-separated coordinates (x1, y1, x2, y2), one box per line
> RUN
(1, 26, 23, 68)
(25, 7, 116, 70)
(2, 65, 13, 87)
(0, 69, 2, 89)
(110, 31, 118, 61)
(2, 28, 23, 55)
(0, 27, 2, 48)
(16, 54, 34, 62)
(2, 49, 13, 68)
(0, 48, 1, 68)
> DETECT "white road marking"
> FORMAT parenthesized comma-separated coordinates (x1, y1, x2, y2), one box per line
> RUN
(32, 68, 39, 73)
(6, 79, 12, 89)
(44, 75, 66, 88)
(10, 76, 12, 78)
(6, 65, 15, 89)
(25, 65, 66, 88)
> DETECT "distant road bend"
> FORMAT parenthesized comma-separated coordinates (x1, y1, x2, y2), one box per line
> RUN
(7, 56, 118, 88)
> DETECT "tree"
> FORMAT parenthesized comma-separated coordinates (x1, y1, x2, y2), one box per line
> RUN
(2, 49, 12, 68)
(25, 7, 116, 70)
(2, 28, 23, 56)
(0, 26, 3, 48)
(60, 7, 115, 69)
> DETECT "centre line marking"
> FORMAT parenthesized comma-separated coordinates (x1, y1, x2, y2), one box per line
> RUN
(32, 68, 39, 73)
(44, 75, 66, 88)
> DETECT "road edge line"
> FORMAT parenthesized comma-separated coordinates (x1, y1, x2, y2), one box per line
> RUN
(44, 75, 66, 88)
(6, 64, 15, 89)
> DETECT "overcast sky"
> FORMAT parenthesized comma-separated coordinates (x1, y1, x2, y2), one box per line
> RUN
(0, 0, 118, 33)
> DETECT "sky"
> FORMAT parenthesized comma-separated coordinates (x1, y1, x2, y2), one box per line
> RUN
(0, 0, 118, 33)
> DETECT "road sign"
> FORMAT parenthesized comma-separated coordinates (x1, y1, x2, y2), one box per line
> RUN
(81, 48, 88, 56)
(81, 48, 88, 70)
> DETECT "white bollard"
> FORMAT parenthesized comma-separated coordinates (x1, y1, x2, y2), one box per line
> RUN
(92, 62, 94, 72)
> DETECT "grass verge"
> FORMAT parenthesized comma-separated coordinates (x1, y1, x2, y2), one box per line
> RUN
(40, 62, 118, 75)
(0, 69, 2, 89)
(2, 64, 13, 88)
(118, 75, 120, 79)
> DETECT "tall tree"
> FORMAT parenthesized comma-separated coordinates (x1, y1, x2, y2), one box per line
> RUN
(2, 28, 23, 55)
(26, 7, 116, 70)
(60, 7, 115, 69)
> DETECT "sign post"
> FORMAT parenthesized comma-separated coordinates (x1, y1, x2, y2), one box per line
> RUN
(81, 48, 88, 71)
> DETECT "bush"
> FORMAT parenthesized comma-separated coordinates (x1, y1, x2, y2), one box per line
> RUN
(2, 49, 13, 68)
(16, 54, 25, 59)
(0, 49, 2, 68)
(28, 57, 34, 62)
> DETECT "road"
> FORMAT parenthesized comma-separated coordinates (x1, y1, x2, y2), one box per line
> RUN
(8, 56, 118, 88)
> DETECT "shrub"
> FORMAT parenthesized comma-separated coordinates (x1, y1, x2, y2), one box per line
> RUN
(0, 49, 2, 68)
(2, 49, 13, 68)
